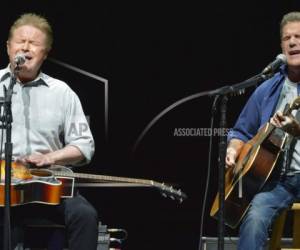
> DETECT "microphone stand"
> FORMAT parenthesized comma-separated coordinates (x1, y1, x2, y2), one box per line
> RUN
(3, 65, 19, 250)
(209, 72, 273, 250)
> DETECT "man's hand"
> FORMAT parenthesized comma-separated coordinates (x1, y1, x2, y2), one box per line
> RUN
(17, 153, 54, 167)
(226, 147, 243, 174)
(16, 145, 85, 168)
(225, 138, 245, 174)
(270, 111, 300, 136)
(226, 147, 237, 168)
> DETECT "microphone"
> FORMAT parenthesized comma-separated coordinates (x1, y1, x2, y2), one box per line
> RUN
(262, 54, 287, 75)
(14, 53, 26, 66)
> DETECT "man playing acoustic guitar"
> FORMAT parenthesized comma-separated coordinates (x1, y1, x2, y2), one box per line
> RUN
(226, 12, 300, 250)
(0, 13, 98, 249)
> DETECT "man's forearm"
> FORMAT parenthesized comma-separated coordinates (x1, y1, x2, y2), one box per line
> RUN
(21, 145, 86, 167)
(45, 145, 85, 166)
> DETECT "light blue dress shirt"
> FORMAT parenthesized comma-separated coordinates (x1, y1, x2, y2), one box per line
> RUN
(0, 66, 95, 165)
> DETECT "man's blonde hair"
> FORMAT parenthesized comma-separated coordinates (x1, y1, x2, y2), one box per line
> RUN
(280, 11, 300, 39)
(8, 13, 53, 51)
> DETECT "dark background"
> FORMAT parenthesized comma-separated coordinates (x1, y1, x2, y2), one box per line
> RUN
(1, 1, 300, 249)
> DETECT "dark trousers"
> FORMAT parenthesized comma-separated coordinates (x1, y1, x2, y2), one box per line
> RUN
(0, 194, 99, 250)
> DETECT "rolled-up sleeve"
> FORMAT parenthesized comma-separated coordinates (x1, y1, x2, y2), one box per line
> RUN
(63, 89, 95, 165)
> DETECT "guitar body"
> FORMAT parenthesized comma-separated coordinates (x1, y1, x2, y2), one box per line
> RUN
(210, 122, 286, 228)
(0, 180, 61, 206)
(0, 164, 74, 206)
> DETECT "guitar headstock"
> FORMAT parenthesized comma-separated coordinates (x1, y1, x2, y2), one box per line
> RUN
(154, 181, 187, 203)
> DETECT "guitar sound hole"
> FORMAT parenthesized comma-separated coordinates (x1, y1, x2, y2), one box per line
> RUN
(30, 169, 53, 178)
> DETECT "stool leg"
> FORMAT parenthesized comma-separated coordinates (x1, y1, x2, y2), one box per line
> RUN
(269, 210, 287, 250)
(292, 210, 300, 248)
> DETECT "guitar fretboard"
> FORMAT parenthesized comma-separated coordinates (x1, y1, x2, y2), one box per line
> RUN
(49, 167, 187, 202)
(52, 170, 155, 186)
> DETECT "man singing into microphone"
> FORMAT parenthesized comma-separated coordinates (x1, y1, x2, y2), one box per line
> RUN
(226, 11, 300, 249)
(0, 13, 98, 249)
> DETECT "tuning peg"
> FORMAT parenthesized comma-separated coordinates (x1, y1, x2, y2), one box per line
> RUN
(231, 89, 245, 96)
(178, 189, 188, 201)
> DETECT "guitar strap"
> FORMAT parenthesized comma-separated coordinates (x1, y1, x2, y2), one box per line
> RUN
(282, 137, 297, 175)
(282, 109, 300, 175)
(275, 77, 298, 175)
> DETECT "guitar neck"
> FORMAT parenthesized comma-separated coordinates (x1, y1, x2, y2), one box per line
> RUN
(52, 170, 155, 186)
(50, 168, 187, 202)
(256, 123, 275, 145)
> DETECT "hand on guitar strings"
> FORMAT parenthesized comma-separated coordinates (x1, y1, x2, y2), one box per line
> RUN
(226, 147, 242, 174)
(226, 147, 237, 168)
(225, 139, 245, 174)
(270, 111, 300, 137)
(16, 152, 54, 168)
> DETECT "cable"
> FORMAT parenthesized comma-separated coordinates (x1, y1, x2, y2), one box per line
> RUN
(198, 95, 220, 250)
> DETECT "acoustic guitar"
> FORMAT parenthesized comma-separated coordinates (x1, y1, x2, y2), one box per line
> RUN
(0, 162, 187, 206)
(210, 96, 300, 228)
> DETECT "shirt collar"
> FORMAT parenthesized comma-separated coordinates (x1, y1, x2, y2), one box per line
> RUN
(0, 65, 49, 87)
(279, 64, 288, 77)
